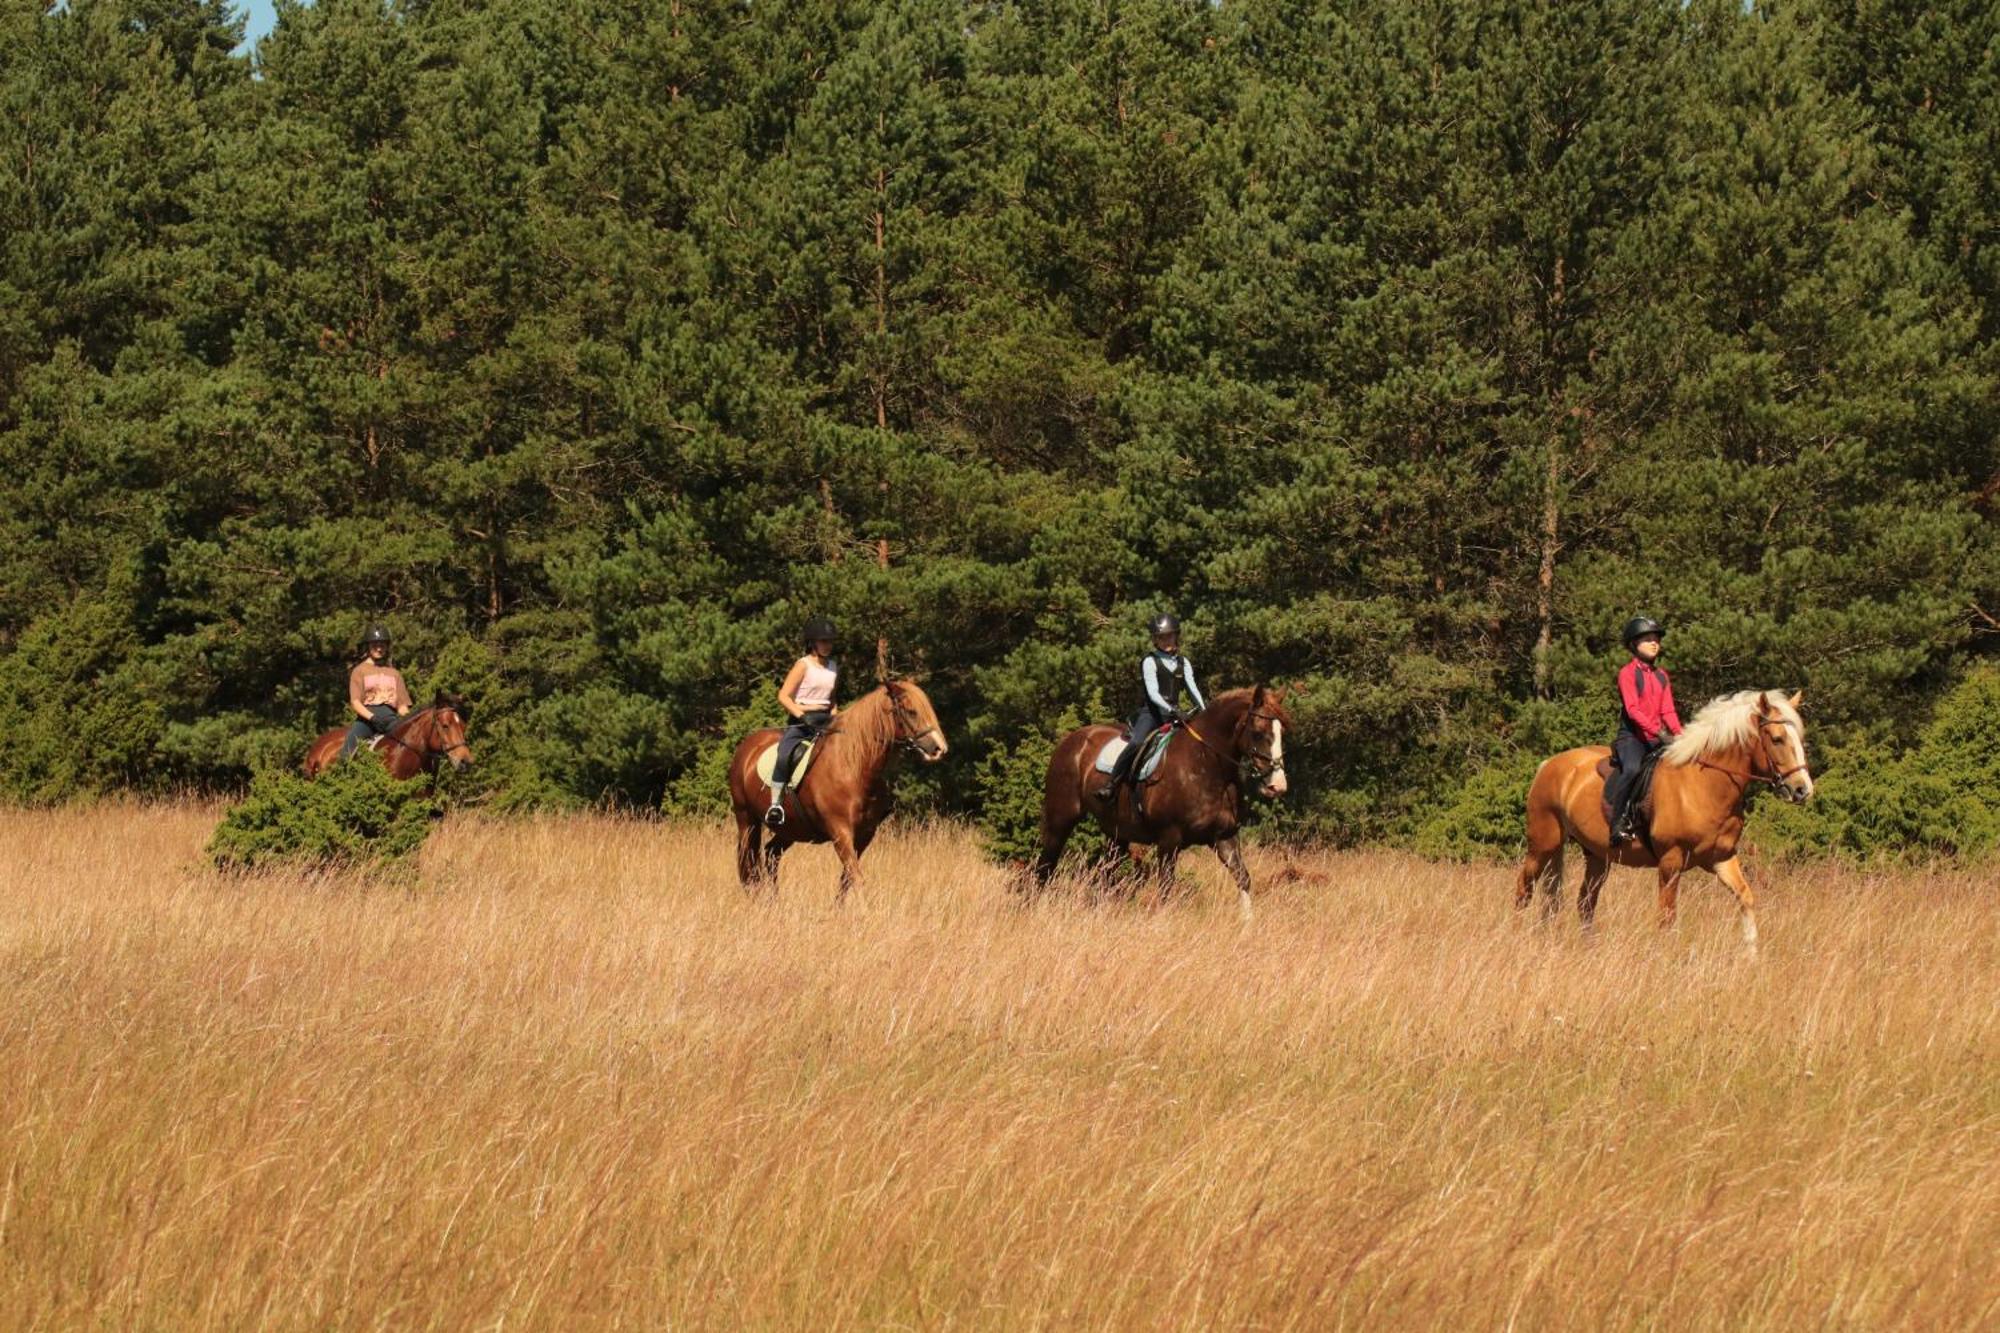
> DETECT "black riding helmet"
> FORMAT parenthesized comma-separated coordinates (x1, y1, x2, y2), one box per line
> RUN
(1148, 612, 1180, 641)
(802, 616, 837, 646)
(360, 624, 392, 649)
(1622, 615, 1665, 649)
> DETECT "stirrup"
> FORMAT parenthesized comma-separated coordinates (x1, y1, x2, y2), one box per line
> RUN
(763, 801, 786, 827)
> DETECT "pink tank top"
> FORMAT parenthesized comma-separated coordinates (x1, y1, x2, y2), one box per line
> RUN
(794, 657, 838, 711)
(361, 669, 401, 707)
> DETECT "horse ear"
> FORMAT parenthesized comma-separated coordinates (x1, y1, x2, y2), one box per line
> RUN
(1252, 684, 1266, 705)
(1788, 690, 1803, 711)
(1755, 692, 1773, 717)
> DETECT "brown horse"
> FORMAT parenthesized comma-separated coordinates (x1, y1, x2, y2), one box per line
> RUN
(727, 679, 948, 899)
(1033, 686, 1292, 919)
(1515, 689, 1812, 954)
(303, 695, 474, 780)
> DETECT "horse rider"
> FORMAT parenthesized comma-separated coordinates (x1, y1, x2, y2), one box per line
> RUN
(1608, 614, 1683, 842)
(766, 617, 841, 826)
(338, 624, 414, 760)
(1096, 611, 1207, 801)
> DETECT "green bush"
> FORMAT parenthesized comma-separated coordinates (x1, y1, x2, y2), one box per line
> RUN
(1757, 668, 2000, 863)
(207, 759, 443, 872)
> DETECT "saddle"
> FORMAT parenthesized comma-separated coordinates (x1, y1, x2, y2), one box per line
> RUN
(754, 737, 818, 791)
(1092, 724, 1174, 784)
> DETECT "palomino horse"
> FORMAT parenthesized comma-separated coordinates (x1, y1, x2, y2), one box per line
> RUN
(303, 695, 474, 779)
(727, 679, 948, 899)
(1515, 689, 1812, 954)
(1034, 686, 1292, 919)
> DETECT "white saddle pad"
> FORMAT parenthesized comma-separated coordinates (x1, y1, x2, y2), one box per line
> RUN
(753, 737, 817, 789)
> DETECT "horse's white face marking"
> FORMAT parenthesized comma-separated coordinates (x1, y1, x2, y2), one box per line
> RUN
(1263, 720, 1288, 796)
(922, 728, 948, 760)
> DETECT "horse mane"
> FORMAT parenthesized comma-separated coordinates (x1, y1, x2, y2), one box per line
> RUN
(1663, 690, 1802, 767)
(810, 683, 929, 787)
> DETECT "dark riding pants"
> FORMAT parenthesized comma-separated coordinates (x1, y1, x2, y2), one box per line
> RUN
(1606, 730, 1654, 827)
(339, 704, 399, 760)
(771, 711, 831, 789)
(1110, 707, 1169, 786)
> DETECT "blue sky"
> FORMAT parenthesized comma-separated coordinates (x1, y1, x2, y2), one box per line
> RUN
(236, 0, 280, 47)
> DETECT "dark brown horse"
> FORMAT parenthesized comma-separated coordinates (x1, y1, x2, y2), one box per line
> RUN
(303, 695, 474, 780)
(1034, 686, 1292, 919)
(1515, 689, 1812, 956)
(727, 680, 948, 899)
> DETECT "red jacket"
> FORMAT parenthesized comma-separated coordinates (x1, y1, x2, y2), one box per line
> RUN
(1618, 659, 1682, 743)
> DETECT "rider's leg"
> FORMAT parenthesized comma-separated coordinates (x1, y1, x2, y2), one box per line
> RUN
(1096, 709, 1160, 799)
(1609, 730, 1649, 838)
(765, 720, 814, 824)
(338, 706, 394, 761)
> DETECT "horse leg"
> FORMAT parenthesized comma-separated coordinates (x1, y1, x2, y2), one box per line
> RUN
(1656, 849, 1686, 930)
(1711, 856, 1760, 959)
(1577, 851, 1609, 934)
(734, 807, 762, 888)
(1515, 803, 1565, 912)
(1215, 836, 1253, 923)
(761, 838, 788, 891)
(831, 828, 865, 903)
(1034, 791, 1079, 887)
(1149, 829, 1183, 906)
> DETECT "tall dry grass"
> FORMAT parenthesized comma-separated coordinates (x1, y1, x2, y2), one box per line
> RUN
(0, 803, 1994, 1330)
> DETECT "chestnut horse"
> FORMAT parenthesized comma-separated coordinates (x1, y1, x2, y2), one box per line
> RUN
(1515, 689, 1812, 954)
(1033, 686, 1291, 919)
(727, 679, 948, 899)
(302, 695, 474, 779)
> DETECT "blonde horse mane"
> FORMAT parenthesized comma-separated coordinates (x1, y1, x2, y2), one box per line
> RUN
(1662, 690, 1803, 767)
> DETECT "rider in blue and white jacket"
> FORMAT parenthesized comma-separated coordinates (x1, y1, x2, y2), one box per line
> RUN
(1097, 612, 1206, 799)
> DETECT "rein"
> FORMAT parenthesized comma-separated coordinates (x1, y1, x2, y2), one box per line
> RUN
(1181, 707, 1285, 785)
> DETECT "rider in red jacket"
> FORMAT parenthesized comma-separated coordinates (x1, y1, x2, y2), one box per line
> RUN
(1608, 615, 1683, 842)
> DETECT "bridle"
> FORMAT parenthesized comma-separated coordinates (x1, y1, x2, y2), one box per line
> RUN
(1692, 716, 1808, 796)
(1184, 706, 1286, 786)
(885, 683, 945, 757)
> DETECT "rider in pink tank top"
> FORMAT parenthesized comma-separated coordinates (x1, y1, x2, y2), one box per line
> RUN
(766, 617, 842, 826)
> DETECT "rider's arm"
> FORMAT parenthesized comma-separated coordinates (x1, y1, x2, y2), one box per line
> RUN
(776, 658, 807, 720)
(394, 669, 413, 715)
(349, 664, 372, 722)
(1143, 656, 1174, 714)
(1183, 660, 1206, 712)
(1659, 671, 1683, 736)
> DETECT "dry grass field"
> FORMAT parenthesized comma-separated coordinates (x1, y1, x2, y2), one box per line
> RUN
(0, 803, 1994, 1330)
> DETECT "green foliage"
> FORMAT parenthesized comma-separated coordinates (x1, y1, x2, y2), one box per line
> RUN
(1756, 669, 2000, 863)
(1, 0, 1997, 862)
(206, 758, 442, 872)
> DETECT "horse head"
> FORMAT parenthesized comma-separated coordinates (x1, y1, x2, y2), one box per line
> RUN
(884, 678, 948, 762)
(1233, 684, 1292, 800)
(429, 692, 475, 771)
(1755, 690, 1812, 803)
